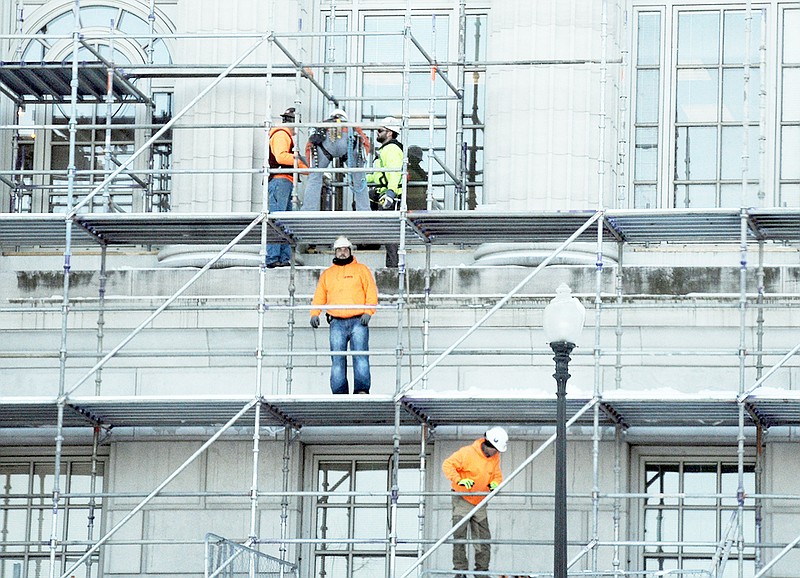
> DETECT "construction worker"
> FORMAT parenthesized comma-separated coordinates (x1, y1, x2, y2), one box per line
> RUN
(302, 108, 371, 211)
(442, 427, 508, 578)
(310, 236, 378, 394)
(267, 107, 308, 268)
(406, 145, 428, 210)
(367, 116, 404, 267)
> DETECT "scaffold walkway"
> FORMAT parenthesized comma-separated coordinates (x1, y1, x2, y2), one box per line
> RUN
(3, 389, 800, 430)
(2, 208, 800, 249)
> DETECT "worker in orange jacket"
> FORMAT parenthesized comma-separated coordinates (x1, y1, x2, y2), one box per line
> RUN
(267, 107, 308, 267)
(310, 236, 378, 394)
(442, 427, 508, 578)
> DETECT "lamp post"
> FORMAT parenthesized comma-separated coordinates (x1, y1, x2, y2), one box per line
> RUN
(543, 283, 586, 578)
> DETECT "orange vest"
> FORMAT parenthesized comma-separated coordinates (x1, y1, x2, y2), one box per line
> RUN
(310, 258, 378, 319)
(442, 438, 503, 505)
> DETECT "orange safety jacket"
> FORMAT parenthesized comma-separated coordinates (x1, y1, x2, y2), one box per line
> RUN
(269, 127, 308, 183)
(310, 257, 378, 319)
(442, 438, 503, 506)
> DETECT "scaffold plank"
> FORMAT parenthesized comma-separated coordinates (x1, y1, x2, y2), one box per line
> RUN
(604, 209, 750, 243)
(0, 62, 150, 104)
(2, 209, 800, 249)
(2, 393, 791, 430)
(408, 211, 612, 244)
(0, 398, 96, 428)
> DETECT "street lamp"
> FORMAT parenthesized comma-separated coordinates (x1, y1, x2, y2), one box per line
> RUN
(543, 283, 586, 578)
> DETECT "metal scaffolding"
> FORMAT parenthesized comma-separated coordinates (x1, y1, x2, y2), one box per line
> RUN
(1, 1, 799, 578)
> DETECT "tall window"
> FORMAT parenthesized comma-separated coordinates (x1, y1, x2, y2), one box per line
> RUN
(643, 460, 755, 574)
(0, 458, 105, 578)
(674, 9, 762, 208)
(314, 457, 422, 578)
(631, 4, 789, 209)
(780, 8, 800, 206)
(633, 11, 662, 209)
(318, 9, 486, 209)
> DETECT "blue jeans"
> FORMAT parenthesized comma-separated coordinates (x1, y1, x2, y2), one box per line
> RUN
(329, 316, 370, 394)
(267, 178, 292, 264)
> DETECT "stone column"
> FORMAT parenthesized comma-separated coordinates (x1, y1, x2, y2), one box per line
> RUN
(475, 0, 622, 265)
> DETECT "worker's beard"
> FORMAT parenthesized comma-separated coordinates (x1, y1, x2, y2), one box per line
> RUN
(332, 255, 354, 266)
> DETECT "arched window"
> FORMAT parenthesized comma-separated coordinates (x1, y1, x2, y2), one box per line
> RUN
(10, 3, 174, 213)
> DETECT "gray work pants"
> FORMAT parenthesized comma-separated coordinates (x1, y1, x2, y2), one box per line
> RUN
(452, 495, 492, 572)
(301, 133, 369, 211)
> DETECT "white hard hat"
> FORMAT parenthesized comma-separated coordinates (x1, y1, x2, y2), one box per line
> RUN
(484, 426, 508, 453)
(333, 236, 352, 250)
(380, 116, 401, 135)
(329, 108, 348, 121)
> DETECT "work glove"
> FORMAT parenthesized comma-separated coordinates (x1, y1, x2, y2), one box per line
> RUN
(360, 313, 371, 326)
(379, 189, 396, 210)
(457, 478, 475, 489)
(488, 481, 499, 490)
(310, 315, 320, 329)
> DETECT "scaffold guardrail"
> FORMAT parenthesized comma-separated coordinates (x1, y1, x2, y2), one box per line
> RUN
(205, 533, 298, 578)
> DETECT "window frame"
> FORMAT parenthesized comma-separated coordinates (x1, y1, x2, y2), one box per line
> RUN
(0, 452, 107, 578)
(630, 445, 758, 575)
(629, 1, 783, 209)
(304, 447, 427, 578)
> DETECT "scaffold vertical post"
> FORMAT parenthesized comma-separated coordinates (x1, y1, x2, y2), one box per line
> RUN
(248, 402, 262, 546)
(51, 2, 82, 575)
